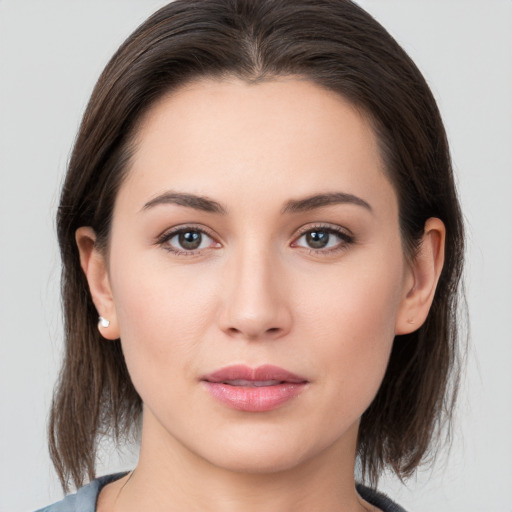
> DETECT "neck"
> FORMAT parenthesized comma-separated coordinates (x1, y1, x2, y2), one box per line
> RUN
(114, 412, 371, 512)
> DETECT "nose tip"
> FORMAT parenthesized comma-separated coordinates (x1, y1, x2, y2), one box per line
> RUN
(217, 254, 292, 341)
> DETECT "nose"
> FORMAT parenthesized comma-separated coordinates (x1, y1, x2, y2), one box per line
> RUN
(217, 244, 292, 341)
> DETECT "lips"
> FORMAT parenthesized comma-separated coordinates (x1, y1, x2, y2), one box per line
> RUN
(201, 365, 308, 412)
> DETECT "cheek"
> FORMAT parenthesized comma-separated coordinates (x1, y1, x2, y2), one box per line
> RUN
(297, 253, 404, 411)
(108, 251, 221, 388)
(301, 250, 403, 340)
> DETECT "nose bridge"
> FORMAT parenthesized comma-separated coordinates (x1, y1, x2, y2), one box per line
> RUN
(219, 236, 291, 340)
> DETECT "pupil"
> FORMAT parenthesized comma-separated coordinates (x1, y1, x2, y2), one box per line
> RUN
(179, 231, 201, 250)
(306, 230, 329, 249)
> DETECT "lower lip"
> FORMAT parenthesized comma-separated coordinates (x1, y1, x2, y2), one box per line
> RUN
(203, 382, 307, 412)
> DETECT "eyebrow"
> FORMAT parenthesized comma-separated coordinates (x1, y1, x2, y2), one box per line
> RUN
(141, 190, 372, 216)
(281, 192, 372, 214)
(142, 192, 227, 214)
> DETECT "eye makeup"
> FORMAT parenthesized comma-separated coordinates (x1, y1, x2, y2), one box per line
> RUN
(154, 222, 355, 258)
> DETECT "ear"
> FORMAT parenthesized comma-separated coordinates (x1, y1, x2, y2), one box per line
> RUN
(75, 227, 120, 340)
(395, 218, 446, 335)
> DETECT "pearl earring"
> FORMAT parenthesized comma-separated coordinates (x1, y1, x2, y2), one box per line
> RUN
(98, 316, 110, 328)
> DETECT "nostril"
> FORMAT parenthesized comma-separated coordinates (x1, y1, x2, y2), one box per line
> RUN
(224, 325, 282, 339)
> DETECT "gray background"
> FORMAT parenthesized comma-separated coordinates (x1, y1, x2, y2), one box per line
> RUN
(1, 1, 511, 511)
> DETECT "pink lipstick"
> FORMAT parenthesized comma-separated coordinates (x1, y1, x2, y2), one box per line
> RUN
(201, 364, 308, 412)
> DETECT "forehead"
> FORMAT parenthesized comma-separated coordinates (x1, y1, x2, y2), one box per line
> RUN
(119, 77, 396, 216)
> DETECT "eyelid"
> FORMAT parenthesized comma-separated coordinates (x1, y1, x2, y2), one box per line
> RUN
(294, 222, 353, 238)
(291, 223, 354, 253)
(155, 224, 221, 255)
(154, 222, 354, 256)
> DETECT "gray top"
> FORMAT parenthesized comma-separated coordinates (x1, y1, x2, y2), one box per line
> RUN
(35, 473, 407, 512)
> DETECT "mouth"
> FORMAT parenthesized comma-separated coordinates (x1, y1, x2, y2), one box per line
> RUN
(216, 379, 285, 387)
(201, 365, 308, 412)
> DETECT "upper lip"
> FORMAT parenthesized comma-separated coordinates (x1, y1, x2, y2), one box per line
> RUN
(202, 364, 308, 384)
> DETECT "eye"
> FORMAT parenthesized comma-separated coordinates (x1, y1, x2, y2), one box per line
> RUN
(158, 226, 220, 255)
(292, 226, 353, 253)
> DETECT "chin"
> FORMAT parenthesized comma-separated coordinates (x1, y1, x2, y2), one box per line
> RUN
(190, 424, 331, 476)
(208, 446, 309, 475)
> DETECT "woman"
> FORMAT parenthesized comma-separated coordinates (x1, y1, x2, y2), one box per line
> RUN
(37, 1, 464, 511)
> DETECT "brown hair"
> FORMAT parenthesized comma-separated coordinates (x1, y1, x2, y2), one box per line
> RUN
(50, 0, 465, 491)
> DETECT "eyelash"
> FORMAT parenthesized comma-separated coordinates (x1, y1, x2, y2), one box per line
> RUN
(156, 224, 354, 257)
(156, 225, 220, 256)
(292, 224, 354, 255)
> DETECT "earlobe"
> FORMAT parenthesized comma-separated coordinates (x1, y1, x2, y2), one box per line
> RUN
(75, 227, 120, 340)
(395, 218, 446, 335)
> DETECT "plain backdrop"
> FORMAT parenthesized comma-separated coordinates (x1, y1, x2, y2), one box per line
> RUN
(1, 1, 511, 511)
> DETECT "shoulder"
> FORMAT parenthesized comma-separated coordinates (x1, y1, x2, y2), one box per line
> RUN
(356, 483, 408, 512)
(34, 473, 129, 512)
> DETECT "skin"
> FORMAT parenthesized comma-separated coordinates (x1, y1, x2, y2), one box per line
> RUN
(77, 77, 445, 512)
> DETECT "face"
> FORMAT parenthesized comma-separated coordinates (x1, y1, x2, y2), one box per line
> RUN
(95, 78, 415, 474)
